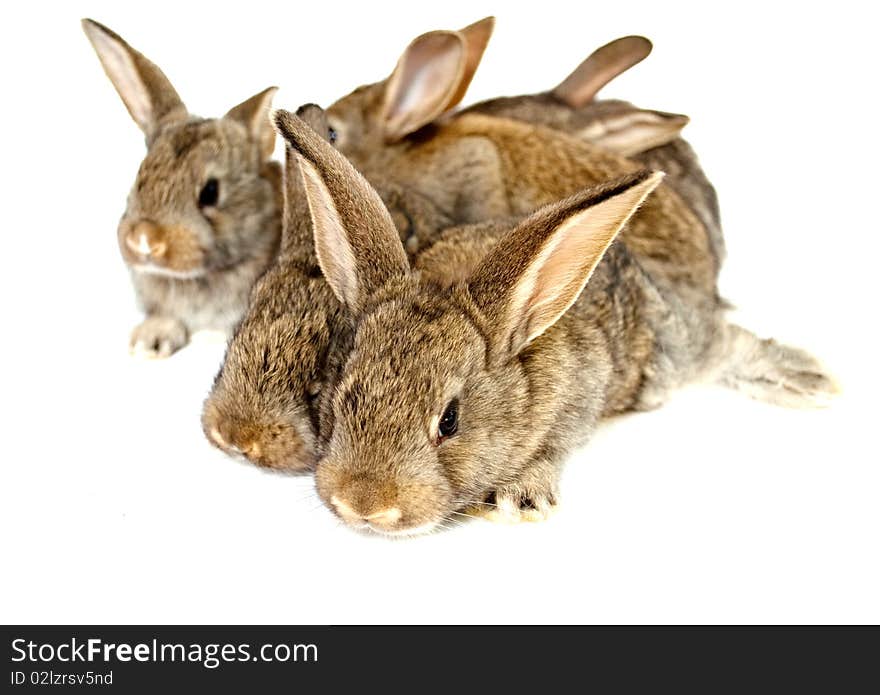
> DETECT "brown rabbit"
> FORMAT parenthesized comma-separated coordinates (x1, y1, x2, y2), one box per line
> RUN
(201, 106, 456, 471)
(326, 22, 724, 272)
(459, 34, 723, 262)
(82, 19, 282, 357)
(462, 35, 683, 155)
(278, 112, 837, 536)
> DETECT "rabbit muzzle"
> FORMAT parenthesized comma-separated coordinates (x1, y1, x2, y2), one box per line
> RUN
(125, 220, 168, 260)
(119, 218, 206, 277)
(315, 460, 454, 537)
(202, 405, 317, 473)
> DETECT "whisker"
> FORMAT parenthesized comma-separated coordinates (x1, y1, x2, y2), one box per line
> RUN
(462, 496, 499, 509)
(450, 510, 483, 522)
(433, 521, 461, 534)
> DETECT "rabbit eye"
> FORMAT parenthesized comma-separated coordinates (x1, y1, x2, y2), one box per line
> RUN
(437, 398, 459, 442)
(198, 178, 219, 208)
(327, 127, 338, 144)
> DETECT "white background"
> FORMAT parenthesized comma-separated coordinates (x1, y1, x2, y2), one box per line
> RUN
(1, 1, 877, 624)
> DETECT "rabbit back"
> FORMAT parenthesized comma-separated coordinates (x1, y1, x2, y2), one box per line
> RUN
(398, 113, 719, 297)
(463, 95, 724, 264)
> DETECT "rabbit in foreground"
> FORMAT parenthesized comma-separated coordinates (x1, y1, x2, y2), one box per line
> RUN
(82, 19, 282, 357)
(277, 113, 836, 535)
(201, 106, 457, 470)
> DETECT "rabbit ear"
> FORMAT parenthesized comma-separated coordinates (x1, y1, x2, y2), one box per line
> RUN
(273, 110, 410, 312)
(294, 103, 330, 137)
(552, 36, 653, 107)
(226, 87, 278, 160)
(446, 16, 495, 108)
(381, 19, 494, 142)
(582, 110, 689, 156)
(81, 18, 186, 139)
(276, 104, 331, 261)
(382, 30, 467, 142)
(469, 171, 663, 357)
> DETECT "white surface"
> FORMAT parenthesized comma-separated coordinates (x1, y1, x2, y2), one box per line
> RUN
(1, 0, 877, 624)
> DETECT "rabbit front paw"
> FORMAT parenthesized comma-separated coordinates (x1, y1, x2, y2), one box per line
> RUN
(475, 473, 559, 524)
(130, 316, 189, 358)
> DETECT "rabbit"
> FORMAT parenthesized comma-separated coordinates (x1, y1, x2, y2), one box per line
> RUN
(461, 34, 682, 155)
(276, 112, 837, 536)
(201, 105, 457, 471)
(459, 34, 724, 262)
(325, 21, 725, 271)
(82, 19, 282, 357)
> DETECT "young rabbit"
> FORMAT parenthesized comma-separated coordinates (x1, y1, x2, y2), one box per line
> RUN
(82, 19, 282, 357)
(326, 22, 723, 267)
(201, 106, 456, 471)
(278, 112, 836, 535)
(459, 34, 723, 262)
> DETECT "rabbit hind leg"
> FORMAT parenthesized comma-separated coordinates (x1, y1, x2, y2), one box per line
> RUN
(713, 323, 839, 409)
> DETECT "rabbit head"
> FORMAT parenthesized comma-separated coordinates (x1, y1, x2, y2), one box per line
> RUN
(82, 19, 280, 280)
(278, 113, 660, 535)
(326, 17, 494, 160)
(327, 26, 686, 164)
(200, 105, 342, 472)
(200, 264, 343, 471)
(201, 106, 455, 472)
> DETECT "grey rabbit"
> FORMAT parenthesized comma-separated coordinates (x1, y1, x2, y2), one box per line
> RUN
(276, 112, 836, 536)
(326, 20, 723, 266)
(201, 105, 456, 470)
(460, 32, 724, 263)
(83, 19, 282, 357)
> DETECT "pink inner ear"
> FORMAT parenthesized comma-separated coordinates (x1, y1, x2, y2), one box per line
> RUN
(88, 29, 153, 128)
(384, 34, 464, 138)
(523, 213, 611, 343)
(514, 173, 664, 346)
(297, 156, 360, 309)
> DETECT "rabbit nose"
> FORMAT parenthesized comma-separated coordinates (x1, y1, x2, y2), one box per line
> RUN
(208, 426, 261, 459)
(330, 495, 402, 529)
(365, 507, 403, 525)
(126, 220, 168, 259)
(239, 441, 262, 459)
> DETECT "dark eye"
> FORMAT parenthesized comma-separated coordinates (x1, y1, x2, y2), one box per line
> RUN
(327, 127, 338, 144)
(438, 398, 459, 442)
(198, 178, 219, 208)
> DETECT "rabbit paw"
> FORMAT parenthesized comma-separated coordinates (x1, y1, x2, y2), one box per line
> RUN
(130, 317, 189, 358)
(722, 328, 840, 409)
(760, 344, 840, 408)
(475, 481, 559, 524)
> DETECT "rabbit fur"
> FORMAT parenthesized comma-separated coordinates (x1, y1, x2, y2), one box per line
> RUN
(201, 106, 457, 470)
(274, 112, 836, 534)
(82, 19, 283, 357)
